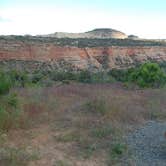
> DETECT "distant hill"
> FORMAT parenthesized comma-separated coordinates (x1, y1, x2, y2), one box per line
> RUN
(40, 28, 128, 39)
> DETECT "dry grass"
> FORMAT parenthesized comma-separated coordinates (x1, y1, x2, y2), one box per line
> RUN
(1, 83, 166, 165)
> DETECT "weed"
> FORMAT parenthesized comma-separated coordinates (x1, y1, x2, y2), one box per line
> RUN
(91, 126, 113, 138)
(0, 147, 39, 166)
(0, 107, 10, 131)
(110, 143, 127, 158)
(0, 132, 7, 145)
(6, 93, 19, 108)
(85, 99, 108, 115)
(55, 131, 80, 142)
(54, 160, 71, 166)
(80, 142, 98, 159)
(0, 106, 24, 131)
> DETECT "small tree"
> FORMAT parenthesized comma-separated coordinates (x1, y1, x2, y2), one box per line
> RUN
(129, 62, 166, 88)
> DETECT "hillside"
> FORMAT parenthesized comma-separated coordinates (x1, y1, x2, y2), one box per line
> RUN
(40, 28, 128, 39)
(0, 30, 166, 166)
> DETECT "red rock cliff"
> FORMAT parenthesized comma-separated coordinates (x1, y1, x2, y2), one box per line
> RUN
(0, 39, 166, 71)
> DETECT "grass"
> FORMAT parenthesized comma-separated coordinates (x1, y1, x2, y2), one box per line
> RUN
(85, 98, 108, 115)
(0, 132, 7, 145)
(110, 143, 127, 158)
(0, 83, 165, 165)
(0, 93, 25, 132)
(54, 160, 71, 166)
(55, 131, 80, 142)
(0, 62, 165, 165)
(79, 142, 98, 159)
(91, 125, 113, 139)
(107, 142, 129, 165)
(0, 147, 39, 166)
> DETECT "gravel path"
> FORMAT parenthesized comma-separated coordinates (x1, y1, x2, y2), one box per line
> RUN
(127, 121, 166, 166)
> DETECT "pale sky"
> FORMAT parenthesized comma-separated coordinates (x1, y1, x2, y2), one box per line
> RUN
(0, 0, 166, 39)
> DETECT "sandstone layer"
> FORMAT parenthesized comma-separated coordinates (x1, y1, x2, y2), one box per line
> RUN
(0, 38, 166, 72)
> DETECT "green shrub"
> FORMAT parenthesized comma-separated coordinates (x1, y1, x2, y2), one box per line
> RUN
(108, 62, 166, 88)
(108, 69, 128, 82)
(0, 73, 11, 95)
(110, 143, 127, 158)
(77, 70, 92, 83)
(129, 62, 166, 88)
(8, 70, 29, 87)
(50, 71, 66, 81)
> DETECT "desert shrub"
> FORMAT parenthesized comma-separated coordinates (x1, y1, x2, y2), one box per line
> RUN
(0, 72, 12, 95)
(6, 93, 19, 108)
(8, 70, 28, 87)
(0, 93, 22, 131)
(61, 80, 70, 84)
(159, 61, 166, 72)
(108, 62, 166, 88)
(128, 62, 166, 88)
(0, 106, 22, 131)
(31, 72, 44, 84)
(91, 72, 115, 83)
(49, 71, 65, 81)
(49, 71, 62, 81)
(109, 143, 127, 162)
(64, 72, 77, 80)
(111, 143, 127, 156)
(108, 69, 128, 82)
(85, 99, 108, 115)
(77, 70, 92, 83)
(39, 78, 54, 87)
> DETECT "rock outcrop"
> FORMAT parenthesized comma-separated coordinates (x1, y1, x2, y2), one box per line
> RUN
(0, 37, 166, 72)
(128, 35, 139, 40)
(41, 28, 128, 39)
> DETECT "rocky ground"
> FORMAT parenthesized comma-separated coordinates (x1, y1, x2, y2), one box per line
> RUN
(127, 121, 166, 166)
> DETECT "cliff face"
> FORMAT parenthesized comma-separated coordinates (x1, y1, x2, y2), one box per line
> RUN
(0, 39, 166, 71)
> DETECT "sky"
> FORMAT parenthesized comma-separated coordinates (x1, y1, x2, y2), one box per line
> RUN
(0, 0, 166, 39)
